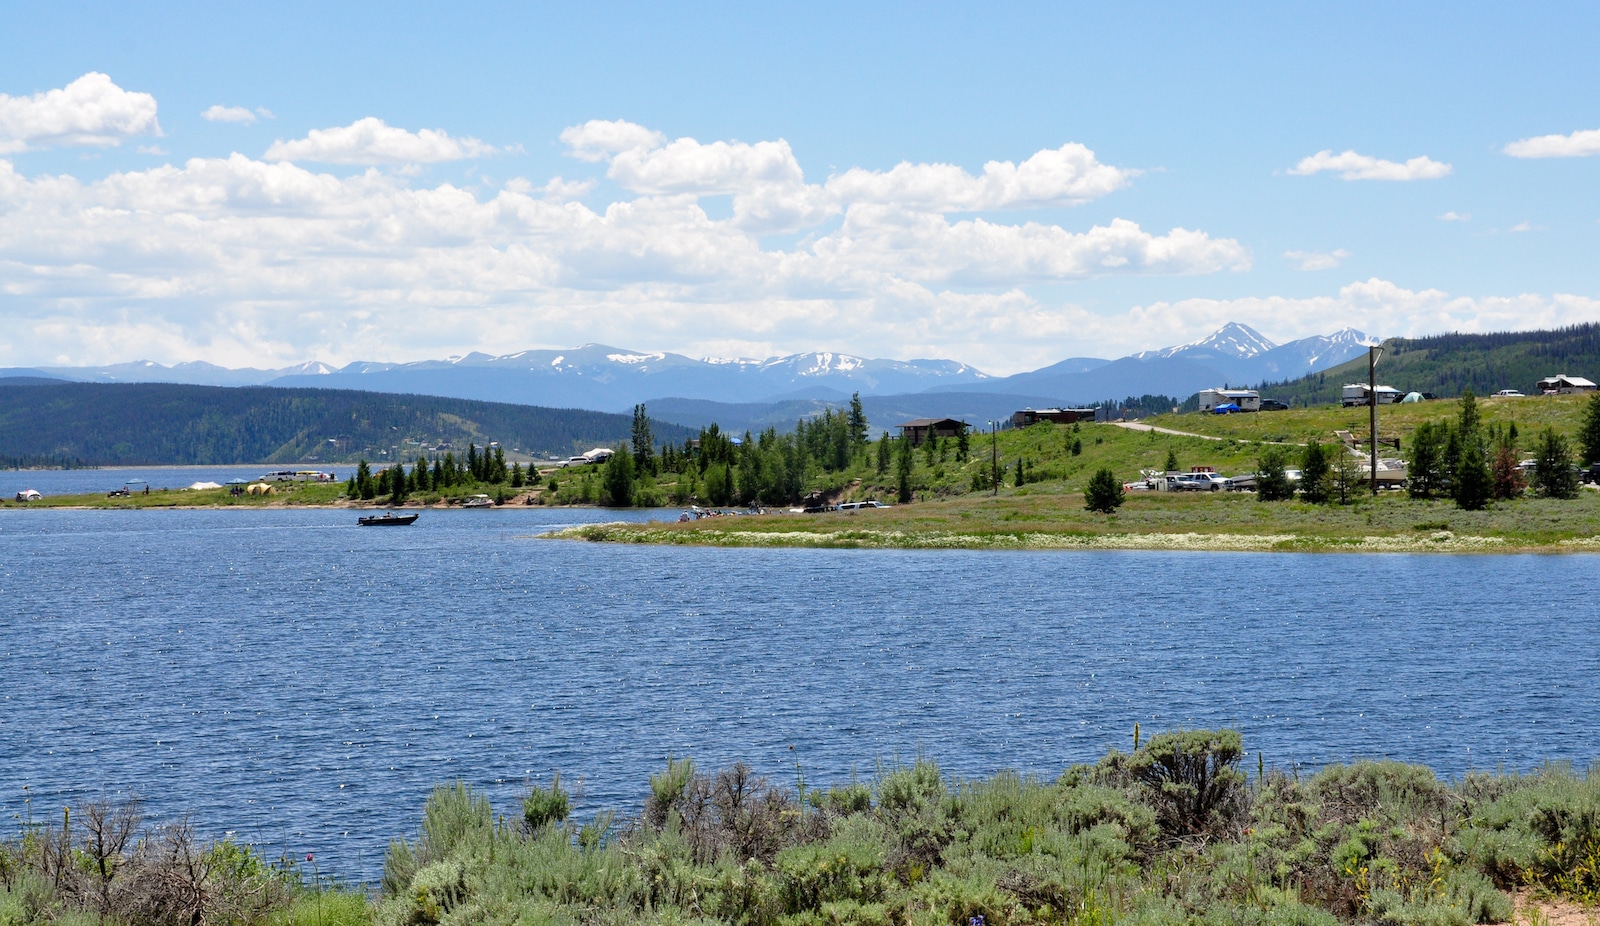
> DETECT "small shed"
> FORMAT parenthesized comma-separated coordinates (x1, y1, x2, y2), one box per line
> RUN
(1536, 374, 1598, 395)
(1012, 407, 1097, 427)
(897, 418, 967, 447)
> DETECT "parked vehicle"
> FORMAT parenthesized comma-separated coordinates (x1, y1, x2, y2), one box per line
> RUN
(1494, 389, 1526, 398)
(1258, 399, 1289, 411)
(1170, 472, 1232, 491)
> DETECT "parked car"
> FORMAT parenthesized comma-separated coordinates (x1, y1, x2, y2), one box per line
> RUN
(1494, 389, 1525, 398)
(1258, 399, 1289, 411)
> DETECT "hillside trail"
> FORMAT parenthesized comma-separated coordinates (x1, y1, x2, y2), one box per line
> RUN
(1110, 420, 1305, 446)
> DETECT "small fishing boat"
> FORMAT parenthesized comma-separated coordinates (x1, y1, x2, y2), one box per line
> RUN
(358, 512, 419, 526)
(461, 494, 493, 508)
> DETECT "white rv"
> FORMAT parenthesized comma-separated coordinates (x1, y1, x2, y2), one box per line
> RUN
(1197, 388, 1260, 412)
(1341, 384, 1403, 407)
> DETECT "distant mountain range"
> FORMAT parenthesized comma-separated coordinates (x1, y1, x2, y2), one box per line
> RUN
(3, 323, 1374, 425)
(0, 381, 694, 465)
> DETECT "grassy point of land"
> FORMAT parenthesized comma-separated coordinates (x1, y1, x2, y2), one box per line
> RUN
(551, 488, 1600, 553)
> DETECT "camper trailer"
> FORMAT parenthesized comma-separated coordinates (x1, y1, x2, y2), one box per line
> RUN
(1341, 384, 1404, 407)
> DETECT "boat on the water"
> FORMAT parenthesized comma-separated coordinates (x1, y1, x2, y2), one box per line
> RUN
(358, 512, 419, 526)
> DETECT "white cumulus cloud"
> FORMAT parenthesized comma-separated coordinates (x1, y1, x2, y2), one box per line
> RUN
(1284, 248, 1350, 271)
(202, 105, 259, 124)
(1503, 128, 1600, 159)
(0, 134, 1247, 373)
(1437, 211, 1470, 222)
(264, 117, 496, 164)
(1288, 149, 1452, 181)
(825, 143, 1134, 210)
(0, 72, 161, 154)
(559, 119, 666, 162)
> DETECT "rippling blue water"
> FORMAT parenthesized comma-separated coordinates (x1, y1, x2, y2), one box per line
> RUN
(3, 506, 1598, 881)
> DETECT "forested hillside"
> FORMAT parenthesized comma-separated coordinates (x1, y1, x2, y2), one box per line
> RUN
(1255, 323, 1600, 405)
(0, 382, 692, 465)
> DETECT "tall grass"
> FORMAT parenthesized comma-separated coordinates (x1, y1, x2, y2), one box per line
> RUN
(9, 739, 1600, 924)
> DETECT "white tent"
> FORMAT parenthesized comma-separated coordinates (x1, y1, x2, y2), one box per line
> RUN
(186, 481, 223, 490)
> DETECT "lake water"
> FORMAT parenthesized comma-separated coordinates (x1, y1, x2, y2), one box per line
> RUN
(3, 501, 1599, 883)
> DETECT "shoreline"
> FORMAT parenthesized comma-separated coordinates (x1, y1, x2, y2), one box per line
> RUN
(549, 521, 1599, 554)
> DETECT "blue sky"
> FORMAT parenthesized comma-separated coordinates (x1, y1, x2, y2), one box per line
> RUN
(1, 2, 1597, 374)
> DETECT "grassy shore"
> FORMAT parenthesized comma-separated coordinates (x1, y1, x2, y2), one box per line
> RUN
(11, 395, 1600, 555)
(8, 732, 1597, 925)
(553, 488, 1600, 553)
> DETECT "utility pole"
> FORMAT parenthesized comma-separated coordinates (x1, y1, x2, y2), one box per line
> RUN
(990, 420, 999, 495)
(1369, 344, 1382, 495)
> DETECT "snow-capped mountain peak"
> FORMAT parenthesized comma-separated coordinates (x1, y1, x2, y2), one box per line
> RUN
(1142, 322, 1277, 361)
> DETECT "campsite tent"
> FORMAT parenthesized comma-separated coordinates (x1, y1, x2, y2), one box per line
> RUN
(186, 481, 223, 490)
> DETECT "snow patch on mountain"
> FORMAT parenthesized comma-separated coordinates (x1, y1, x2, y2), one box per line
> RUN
(1137, 322, 1277, 361)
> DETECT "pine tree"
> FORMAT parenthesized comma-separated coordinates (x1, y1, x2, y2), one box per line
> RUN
(492, 446, 508, 483)
(1532, 426, 1580, 499)
(876, 434, 891, 474)
(1581, 393, 1600, 465)
(601, 445, 635, 507)
(1164, 448, 1179, 472)
(356, 460, 376, 500)
(632, 404, 657, 475)
(1255, 447, 1294, 501)
(1453, 440, 1492, 510)
(389, 463, 407, 505)
(1458, 388, 1481, 438)
(956, 424, 969, 462)
(414, 455, 431, 492)
(510, 462, 524, 488)
(1299, 441, 1330, 503)
(847, 392, 868, 449)
(1084, 467, 1124, 513)
(1407, 421, 1447, 499)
